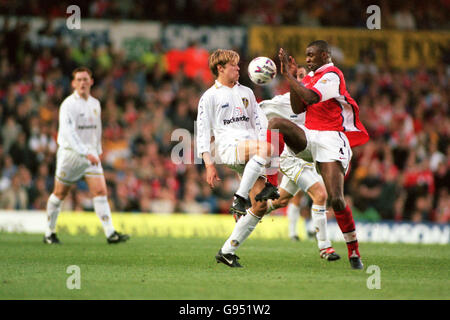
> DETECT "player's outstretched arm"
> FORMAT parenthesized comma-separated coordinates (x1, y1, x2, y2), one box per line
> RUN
(290, 89, 307, 114)
(290, 64, 308, 114)
(279, 48, 319, 106)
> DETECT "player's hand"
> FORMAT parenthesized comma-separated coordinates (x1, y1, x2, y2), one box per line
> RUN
(86, 154, 100, 165)
(278, 48, 290, 76)
(288, 56, 298, 78)
(205, 164, 221, 188)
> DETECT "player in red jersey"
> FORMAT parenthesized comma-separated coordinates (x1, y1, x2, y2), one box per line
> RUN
(264, 40, 369, 269)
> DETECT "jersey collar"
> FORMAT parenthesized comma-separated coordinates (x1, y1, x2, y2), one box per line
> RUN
(215, 80, 239, 89)
(309, 62, 334, 76)
(73, 90, 90, 101)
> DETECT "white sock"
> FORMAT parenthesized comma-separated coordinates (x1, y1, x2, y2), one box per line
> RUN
(311, 204, 331, 250)
(266, 199, 275, 214)
(221, 209, 261, 254)
(287, 202, 300, 238)
(93, 196, 115, 238)
(45, 193, 62, 237)
(236, 155, 267, 199)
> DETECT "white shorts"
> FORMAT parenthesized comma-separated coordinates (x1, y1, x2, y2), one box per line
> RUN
(295, 125, 353, 174)
(279, 148, 322, 196)
(55, 148, 104, 185)
(216, 139, 245, 174)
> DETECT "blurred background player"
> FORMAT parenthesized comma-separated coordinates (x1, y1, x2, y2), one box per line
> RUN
(284, 192, 317, 241)
(196, 49, 278, 267)
(259, 66, 340, 261)
(44, 67, 130, 244)
(271, 42, 370, 269)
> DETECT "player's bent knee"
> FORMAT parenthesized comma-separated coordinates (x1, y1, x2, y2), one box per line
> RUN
(312, 189, 327, 205)
(90, 187, 107, 198)
(330, 196, 346, 211)
(93, 191, 107, 198)
(53, 183, 71, 200)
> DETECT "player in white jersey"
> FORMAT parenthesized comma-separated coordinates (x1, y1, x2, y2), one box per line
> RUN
(44, 67, 129, 245)
(257, 66, 339, 260)
(197, 49, 280, 268)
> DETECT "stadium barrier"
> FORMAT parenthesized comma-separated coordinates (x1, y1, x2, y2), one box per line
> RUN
(0, 211, 448, 244)
(4, 15, 448, 70)
(249, 26, 450, 69)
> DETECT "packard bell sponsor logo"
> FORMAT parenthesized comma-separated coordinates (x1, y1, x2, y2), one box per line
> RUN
(223, 116, 250, 125)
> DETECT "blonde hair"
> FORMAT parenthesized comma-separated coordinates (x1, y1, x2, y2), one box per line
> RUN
(208, 49, 240, 77)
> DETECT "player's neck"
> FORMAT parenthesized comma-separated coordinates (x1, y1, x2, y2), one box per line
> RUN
(217, 76, 236, 88)
(76, 90, 90, 100)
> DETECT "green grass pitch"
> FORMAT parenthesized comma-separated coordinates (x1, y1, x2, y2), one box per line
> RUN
(0, 232, 448, 300)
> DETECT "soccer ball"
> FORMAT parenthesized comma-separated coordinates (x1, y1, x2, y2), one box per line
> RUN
(248, 57, 277, 85)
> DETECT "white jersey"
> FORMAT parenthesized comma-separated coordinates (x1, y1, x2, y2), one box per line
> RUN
(57, 91, 102, 156)
(196, 80, 265, 158)
(258, 92, 305, 127)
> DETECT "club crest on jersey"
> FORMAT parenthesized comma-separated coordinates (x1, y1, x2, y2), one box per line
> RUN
(235, 106, 244, 116)
(242, 97, 249, 108)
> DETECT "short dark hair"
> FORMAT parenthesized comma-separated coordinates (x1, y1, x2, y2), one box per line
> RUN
(72, 67, 93, 79)
(307, 40, 330, 54)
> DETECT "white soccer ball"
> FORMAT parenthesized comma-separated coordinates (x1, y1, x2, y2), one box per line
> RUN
(248, 57, 277, 85)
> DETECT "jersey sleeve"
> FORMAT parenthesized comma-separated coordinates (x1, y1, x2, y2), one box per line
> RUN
(196, 93, 213, 158)
(311, 72, 340, 102)
(59, 101, 89, 156)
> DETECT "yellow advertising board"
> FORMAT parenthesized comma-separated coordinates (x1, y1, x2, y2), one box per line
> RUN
(56, 212, 307, 240)
(249, 26, 450, 69)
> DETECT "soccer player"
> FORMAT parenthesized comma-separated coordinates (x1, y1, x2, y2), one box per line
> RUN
(258, 66, 339, 261)
(43, 67, 130, 245)
(196, 49, 279, 268)
(269, 41, 369, 269)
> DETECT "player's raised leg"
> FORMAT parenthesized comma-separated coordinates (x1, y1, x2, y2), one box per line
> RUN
(318, 161, 363, 269)
(85, 175, 130, 244)
(256, 129, 285, 201)
(255, 117, 307, 200)
(231, 140, 279, 217)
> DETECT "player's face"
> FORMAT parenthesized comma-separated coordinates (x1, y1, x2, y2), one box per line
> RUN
(72, 71, 93, 96)
(222, 61, 240, 83)
(305, 46, 325, 72)
(297, 66, 307, 81)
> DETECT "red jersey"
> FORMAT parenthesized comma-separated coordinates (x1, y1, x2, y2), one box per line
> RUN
(301, 63, 369, 147)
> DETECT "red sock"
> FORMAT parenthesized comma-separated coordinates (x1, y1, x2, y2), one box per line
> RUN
(334, 204, 360, 257)
(266, 129, 284, 186)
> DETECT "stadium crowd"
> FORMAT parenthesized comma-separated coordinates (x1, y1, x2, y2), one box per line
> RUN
(0, 17, 448, 224)
(1, 0, 449, 30)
